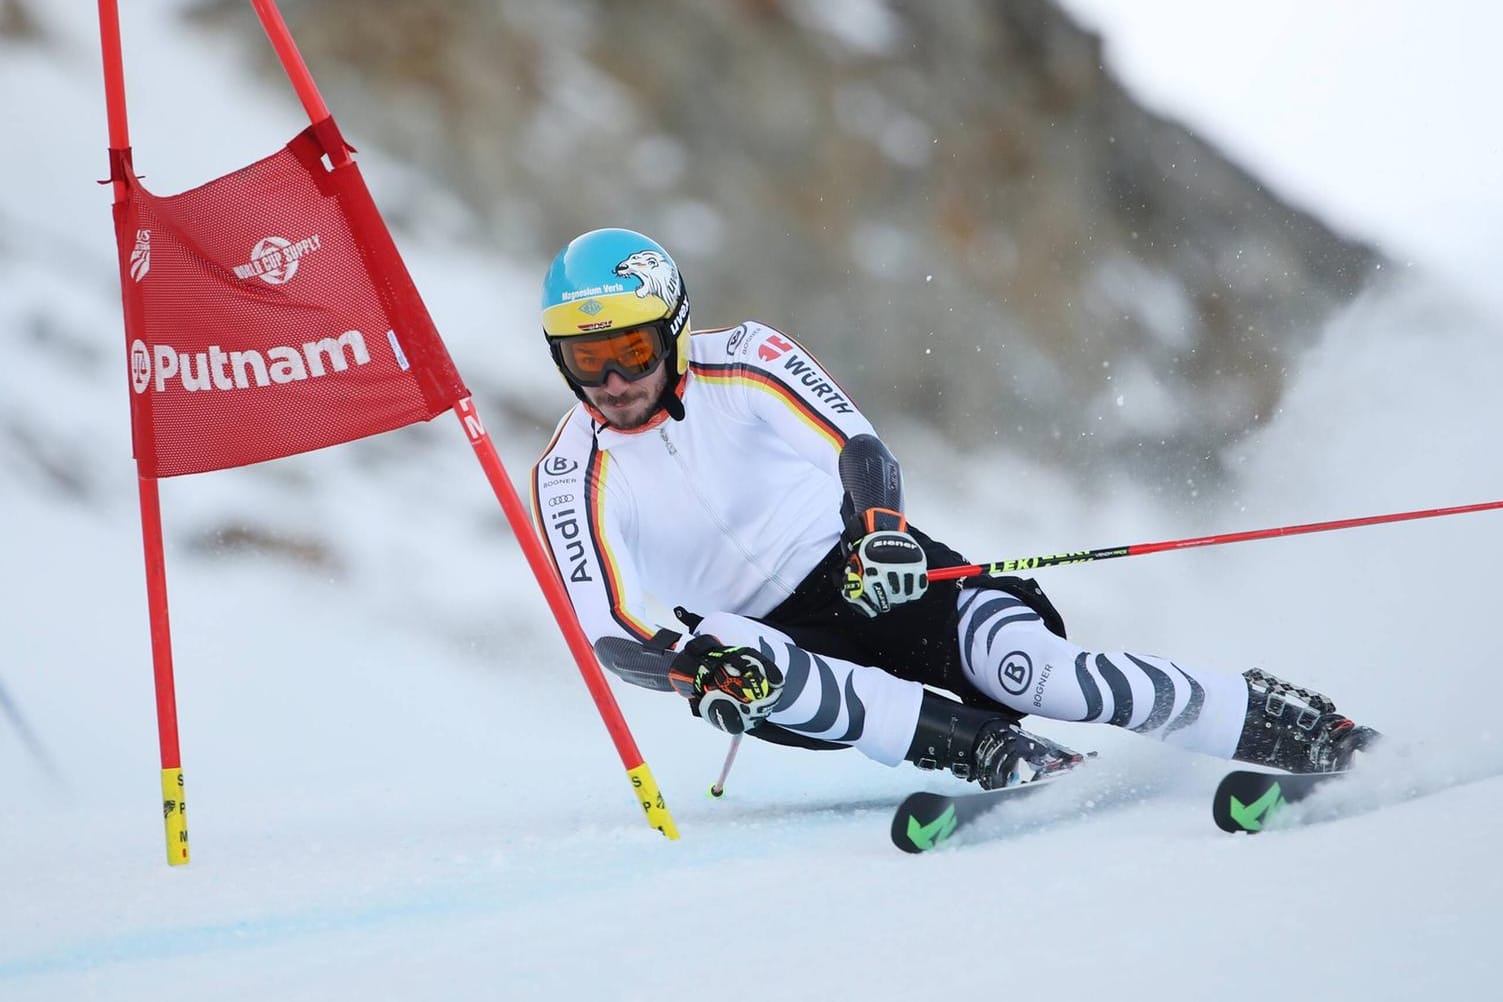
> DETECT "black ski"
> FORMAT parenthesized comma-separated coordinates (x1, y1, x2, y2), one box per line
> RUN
(890, 773, 1076, 854)
(1212, 770, 1347, 833)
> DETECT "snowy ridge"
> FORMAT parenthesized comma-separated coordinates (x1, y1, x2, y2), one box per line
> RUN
(4, 4, 1503, 1000)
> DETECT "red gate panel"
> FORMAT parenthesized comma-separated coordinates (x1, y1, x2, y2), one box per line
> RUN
(112, 122, 467, 477)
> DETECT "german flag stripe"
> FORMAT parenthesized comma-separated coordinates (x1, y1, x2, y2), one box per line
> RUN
(691, 361, 848, 453)
(584, 446, 656, 641)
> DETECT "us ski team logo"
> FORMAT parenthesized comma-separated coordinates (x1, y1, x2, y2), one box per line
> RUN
(129, 229, 151, 282)
(233, 234, 323, 285)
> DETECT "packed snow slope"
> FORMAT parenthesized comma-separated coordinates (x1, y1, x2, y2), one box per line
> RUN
(3, 4, 1501, 1000)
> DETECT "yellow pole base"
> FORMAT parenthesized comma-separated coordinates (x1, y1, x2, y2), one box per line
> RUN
(627, 763, 679, 840)
(161, 767, 190, 865)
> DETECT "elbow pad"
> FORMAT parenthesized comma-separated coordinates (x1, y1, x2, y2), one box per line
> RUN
(838, 433, 904, 528)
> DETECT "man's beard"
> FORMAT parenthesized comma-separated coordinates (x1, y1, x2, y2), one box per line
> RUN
(595, 386, 659, 429)
(587, 365, 669, 429)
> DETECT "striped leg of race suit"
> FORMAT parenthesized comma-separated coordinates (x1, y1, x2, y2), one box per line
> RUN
(954, 588, 1250, 758)
(692, 611, 924, 766)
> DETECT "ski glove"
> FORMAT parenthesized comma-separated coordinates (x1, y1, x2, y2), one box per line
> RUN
(667, 635, 785, 735)
(840, 507, 928, 618)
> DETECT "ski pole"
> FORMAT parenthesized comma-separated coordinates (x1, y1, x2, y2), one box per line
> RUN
(930, 498, 1503, 582)
(708, 734, 743, 799)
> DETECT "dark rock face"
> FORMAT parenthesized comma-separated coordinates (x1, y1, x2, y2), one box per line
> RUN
(194, 0, 1380, 477)
(0, 0, 41, 40)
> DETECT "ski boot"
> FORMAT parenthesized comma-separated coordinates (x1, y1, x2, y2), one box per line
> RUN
(905, 691, 1085, 789)
(1232, 668, 1379, 774)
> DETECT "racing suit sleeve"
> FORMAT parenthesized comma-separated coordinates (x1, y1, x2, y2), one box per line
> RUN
(727, 324, 878, 477)
(531, 423, 663, 648)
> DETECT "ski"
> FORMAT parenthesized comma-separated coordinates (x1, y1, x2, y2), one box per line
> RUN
(1211, 769, 1348, 833)
(890, 772, 1077, 854)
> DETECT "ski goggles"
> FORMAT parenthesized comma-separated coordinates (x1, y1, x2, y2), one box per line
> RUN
(553, 323, 672, 387)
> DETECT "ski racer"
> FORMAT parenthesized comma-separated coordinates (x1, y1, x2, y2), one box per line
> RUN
(530, 227, 1376, 789)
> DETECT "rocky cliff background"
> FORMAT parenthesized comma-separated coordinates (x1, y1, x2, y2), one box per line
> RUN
(188, 0, 1382, 481)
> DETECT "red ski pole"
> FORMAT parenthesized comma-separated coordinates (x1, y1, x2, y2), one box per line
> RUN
(930, 498, 1503, 582)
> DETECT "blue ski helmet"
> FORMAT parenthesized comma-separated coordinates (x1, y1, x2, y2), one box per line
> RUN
(541, 228, 691, 412)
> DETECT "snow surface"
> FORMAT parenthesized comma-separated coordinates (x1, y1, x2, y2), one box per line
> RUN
(3, 4, 1502, 1001)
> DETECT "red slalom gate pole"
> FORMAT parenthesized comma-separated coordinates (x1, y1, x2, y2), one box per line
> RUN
(247, 1, 676, 837)
(98, 0, 191, 865)
(249, 0, 353, 169)
(455, 402, 678, 837)
(98, 0, 129, 165)
(931, 498, 1503, 582)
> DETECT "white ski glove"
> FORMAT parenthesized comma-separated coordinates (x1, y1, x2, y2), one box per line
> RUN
(840, 507, 929, 617)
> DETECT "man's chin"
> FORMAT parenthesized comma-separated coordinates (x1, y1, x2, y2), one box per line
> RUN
(598, 399, 656, 430)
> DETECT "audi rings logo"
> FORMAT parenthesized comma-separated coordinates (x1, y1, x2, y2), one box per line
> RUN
(997, 650, 1033, 696)
(542, 456, 579, 476)
(129, 339, 151, 394)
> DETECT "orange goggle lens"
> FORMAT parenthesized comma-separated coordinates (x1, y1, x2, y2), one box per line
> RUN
(557, 324, 670, 386)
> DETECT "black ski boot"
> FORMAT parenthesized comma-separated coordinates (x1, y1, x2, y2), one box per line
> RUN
(904, 691, 1084, 790)
(1232, 668, 1379, 774)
